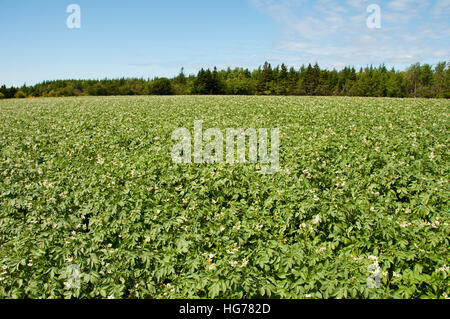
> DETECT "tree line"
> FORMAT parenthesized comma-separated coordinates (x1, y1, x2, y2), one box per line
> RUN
(1, 61, 449, 99)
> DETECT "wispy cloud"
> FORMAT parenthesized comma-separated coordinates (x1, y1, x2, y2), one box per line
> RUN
(430, 0, 450, 14)
(250, 0, 450, 67)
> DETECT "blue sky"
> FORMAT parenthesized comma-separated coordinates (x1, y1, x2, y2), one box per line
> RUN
(1, 0, 449, 86)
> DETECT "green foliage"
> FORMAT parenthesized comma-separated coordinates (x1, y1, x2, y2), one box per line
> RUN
(193, 68, 223, 94)
(1, 61, 448, 99)
(0, 96, 448, 299)
(14, 90, 26, 99)
(0, 92, 5, 99)
(257, 62, 274, 94)
(150, 78, 173, 95)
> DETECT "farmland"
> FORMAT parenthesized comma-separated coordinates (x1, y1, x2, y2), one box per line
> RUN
(0, 95, 449, 299)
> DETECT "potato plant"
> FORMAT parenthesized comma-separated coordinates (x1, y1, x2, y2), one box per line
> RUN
(0, 96, 448, 299)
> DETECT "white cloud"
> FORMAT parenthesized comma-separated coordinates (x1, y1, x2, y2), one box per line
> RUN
(249, 0, 449, 66)
(387, 0, 430, 11)
(355, 35, 377, 44)
(432, 49, 450, 58)
(346, 0, 366, 9)
(431, 0, 450, 14)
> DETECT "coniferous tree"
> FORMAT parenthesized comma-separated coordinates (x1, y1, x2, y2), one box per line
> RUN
(256, 62, 274, 94)
(1, 61, 448, 99)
